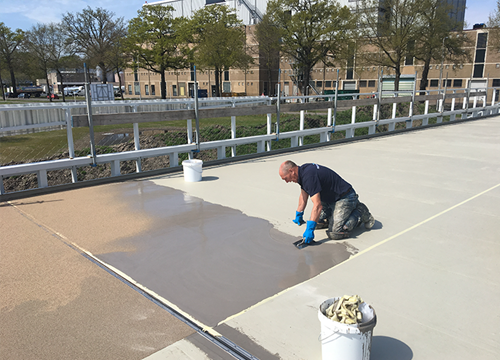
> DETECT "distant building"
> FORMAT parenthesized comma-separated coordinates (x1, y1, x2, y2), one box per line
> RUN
(145, 0, 266, 25)
(124, 26, 500, 102)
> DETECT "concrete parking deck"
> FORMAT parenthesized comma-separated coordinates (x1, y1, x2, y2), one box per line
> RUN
(2, 116, 499, 360)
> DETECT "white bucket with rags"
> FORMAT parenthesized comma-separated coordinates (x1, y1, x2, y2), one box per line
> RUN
(318, 297, 377, 360)
(182, 159, 203, 182)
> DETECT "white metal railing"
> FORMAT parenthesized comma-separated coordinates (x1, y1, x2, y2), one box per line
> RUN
(1, 88, 499, 195)
(0, 96, 270, 136)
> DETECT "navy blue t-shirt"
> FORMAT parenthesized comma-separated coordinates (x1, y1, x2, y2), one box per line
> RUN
(298, 163, 352, 203)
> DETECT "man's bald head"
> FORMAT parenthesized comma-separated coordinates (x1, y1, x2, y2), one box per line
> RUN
(279, 160, 299, 183)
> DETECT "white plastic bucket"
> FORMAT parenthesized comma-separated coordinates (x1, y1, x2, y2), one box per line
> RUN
(318, 297, 377, 360)
(182, 159, 203, 182)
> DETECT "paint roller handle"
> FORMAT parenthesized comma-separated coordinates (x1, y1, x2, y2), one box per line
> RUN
(293, 211, 306, 226)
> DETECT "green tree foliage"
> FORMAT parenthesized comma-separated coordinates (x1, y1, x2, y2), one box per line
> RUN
(254, 14, 281, 95)
(357, 0, 423, 91)
(266, 0, 355, 96)
(62, 7, 126, 84)
(413, 0, 471, 92)
(0, 23, 24, 96)
(190, 4, 253, 97)
(126, 4, 191, 99)
(489, 0, 500, 52)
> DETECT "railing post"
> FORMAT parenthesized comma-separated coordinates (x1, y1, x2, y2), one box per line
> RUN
(231, 101, 236, 157)
(110, 160, 120, 176)
(266, 113, 272, 151)
(451, 90, 456, 121)
(333, 70, 339, 128)
(299, 104, 304, 146)
(84, 63, 97, 166)
(327, 96, 333, 141)
(389, 91, 396, 131)
(132, 105, 142, 172)
(37, 169, 48, 188)
(407, 71, 416, 129)
(231, 115, 236, 157)
(423, 97, 429, 126)
(65, 107, 78, 183)
(187, 118, 193, 159)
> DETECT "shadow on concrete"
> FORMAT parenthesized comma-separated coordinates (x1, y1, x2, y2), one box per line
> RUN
(371, 336, 413, 360)
(201, 176, 219, 181)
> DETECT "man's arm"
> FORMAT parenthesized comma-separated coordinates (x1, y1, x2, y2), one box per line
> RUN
(309, 192, 322, 222)
(297, 189, 309, 213)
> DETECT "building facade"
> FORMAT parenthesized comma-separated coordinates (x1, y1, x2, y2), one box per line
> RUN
(124, 26, 499, 101)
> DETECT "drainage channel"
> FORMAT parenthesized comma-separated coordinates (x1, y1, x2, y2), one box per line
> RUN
(84, 251, 260, 360)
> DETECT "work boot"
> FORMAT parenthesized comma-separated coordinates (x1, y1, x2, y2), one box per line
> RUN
(365, 214, 375, 230)
(357, 202, 375, 230)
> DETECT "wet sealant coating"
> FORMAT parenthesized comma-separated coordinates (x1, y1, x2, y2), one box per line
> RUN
(97, 181, 354, 327)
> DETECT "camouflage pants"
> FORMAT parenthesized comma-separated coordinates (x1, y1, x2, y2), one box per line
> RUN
(319, 189, 371, 240)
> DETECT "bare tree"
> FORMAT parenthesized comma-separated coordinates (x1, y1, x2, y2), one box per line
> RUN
(62, 7, 126, 84)
(25, 24, 56, 101)
(0, 23, 24, 96)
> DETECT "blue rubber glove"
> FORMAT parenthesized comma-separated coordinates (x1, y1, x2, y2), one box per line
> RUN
(303, 221, 317, 244)
(293, 211, 306, 225)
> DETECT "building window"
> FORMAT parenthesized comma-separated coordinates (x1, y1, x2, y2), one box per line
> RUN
(316, 81, 322, 88)
(325, 81, 332, 88)
(477, 33, 488, 49)
(368, 80, 376, 87)
(359, 80, 367, 87)
(475, 49, 486, 63)
(224, 71, 229, 81)
(134, 83, 140, 95)
(453, 79, 463, 88)
(145, 85, 149, 95)
(128, 85, 132, 95)
(346, 68, 353, 80)
(404, 56, 414, 66)
(190, 63, 195, 81)
(442, 79, 452, 88)
(151, 85, 155, 95)
(430, 79, 439, 87)
(473, 64, 484, 78)
(172, 85, 177, 96)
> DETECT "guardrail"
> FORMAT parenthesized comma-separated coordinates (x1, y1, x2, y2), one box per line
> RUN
(1, 87, 499, 196)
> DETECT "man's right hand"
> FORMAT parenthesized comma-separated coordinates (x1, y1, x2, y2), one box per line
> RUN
(293, 211, 306, 226)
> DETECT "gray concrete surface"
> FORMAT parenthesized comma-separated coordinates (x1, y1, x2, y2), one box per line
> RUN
(2, 116, 499, 360)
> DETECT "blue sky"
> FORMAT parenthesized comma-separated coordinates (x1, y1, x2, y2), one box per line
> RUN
(0, 0, 497, 31)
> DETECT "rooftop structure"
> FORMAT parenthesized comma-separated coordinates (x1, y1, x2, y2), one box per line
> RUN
(2, 114, 499, 359)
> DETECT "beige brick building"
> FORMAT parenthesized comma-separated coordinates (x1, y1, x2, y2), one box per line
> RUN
(124, 26, 499, 100)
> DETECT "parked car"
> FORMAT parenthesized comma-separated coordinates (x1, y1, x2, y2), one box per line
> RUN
(6, 92, 16, 98)
(47, 93, 59, 99)
(18, 93, 31, 98)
